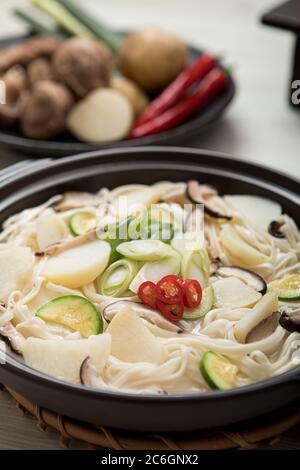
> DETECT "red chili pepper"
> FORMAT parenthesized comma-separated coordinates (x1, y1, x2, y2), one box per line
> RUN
(157, 300, 184, 322)
(160, 274, 184, 286)
(138, 281, 157, 309)
(135, 53, 216, 126)
(182, 279, 203, 309)
(156, 275, 183, 304)
(130, 68, 229, 139)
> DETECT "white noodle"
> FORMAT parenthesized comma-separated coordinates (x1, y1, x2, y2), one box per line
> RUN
(0, 183, 299, 395)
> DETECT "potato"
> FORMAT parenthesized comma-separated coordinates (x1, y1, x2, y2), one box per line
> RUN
(23, 334, 111, 383)
(213, 277, 262, 309)
(106, 306, 166, 364)
(0, 246, 34, 302)
(224, 195, 282, 230)
(118, 28, 188, 92)
(67, 88, 133, 143)
(36, 213, 67, 251)
(41, 239, 111, 288)
(111, 76, 149, 117)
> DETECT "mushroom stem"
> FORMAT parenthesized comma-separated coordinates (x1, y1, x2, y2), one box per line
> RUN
(0, 322, 25, 355)
(80, 356, 109, 388)
(40, 228, 96, 256)
(234, 292, 278, 344)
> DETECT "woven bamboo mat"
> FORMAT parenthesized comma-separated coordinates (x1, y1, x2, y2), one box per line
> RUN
(2, 384, 300, 450)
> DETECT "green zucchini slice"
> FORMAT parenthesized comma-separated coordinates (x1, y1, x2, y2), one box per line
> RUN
(183, 286, 214, 321)
(200, 351, 238, 390)
(36, 295, 102, 337)
(69, 211, 97, 236)
(269, 274, 300, 301)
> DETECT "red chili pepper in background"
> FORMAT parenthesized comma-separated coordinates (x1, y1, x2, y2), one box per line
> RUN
(130, 68, 229, 139)
(182, 279, 203, 309)
(156, 275, 183, 304)
(138, 281, 158, 309)
(157, 300, 184, 322)
(135, 53, 217, 127)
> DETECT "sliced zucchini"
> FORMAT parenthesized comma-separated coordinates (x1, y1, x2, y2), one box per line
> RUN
(200, 351, 238, 390)
(69, 211, 97, 236)
(183, 286, 214, 321)
(269, 274, 300, 301)
(36, 295, 102, 338)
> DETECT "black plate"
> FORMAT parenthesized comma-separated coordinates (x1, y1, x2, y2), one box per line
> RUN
(0, 147, 299, 433)
(0, 35, 235, 157)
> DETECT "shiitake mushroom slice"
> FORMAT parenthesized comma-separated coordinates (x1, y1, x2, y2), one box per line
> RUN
(186, 180, 232, 220)
(268, 220, 285, 239)
(279, 309, 300, 333)
(246, 312, 278, 343)
(214, 265, 267, 294)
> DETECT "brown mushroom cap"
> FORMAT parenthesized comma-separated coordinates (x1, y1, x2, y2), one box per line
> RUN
(52, 37, 113, 98)
(27, 57, 54, 86)
(213, 265, 267, 294)
(0, 66, 27, 128)
(0, 36, 60, 73)
(186, 180, 232, 220)
(21, 80, 74, 139)
(279, 308, 300, 333)
(268, 220, 285, 239)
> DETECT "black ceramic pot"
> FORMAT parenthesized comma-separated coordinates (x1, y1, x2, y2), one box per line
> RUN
(0, 147, 299, 432)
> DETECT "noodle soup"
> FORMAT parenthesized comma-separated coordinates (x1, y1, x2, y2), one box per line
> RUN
(0, 181, 299, 394)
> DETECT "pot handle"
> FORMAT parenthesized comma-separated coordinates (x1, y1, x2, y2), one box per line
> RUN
(0, 159, 52, 183)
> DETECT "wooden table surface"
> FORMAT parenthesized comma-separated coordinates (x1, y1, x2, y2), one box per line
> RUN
(0, 0, 300, 450)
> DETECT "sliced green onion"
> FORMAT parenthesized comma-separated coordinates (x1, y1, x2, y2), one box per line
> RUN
(31, 0, 94, 37)
(127, 208, 174, 242)
(98, 259, 139, 297)
(116, 239, 173, 262)
(172, 234, 210, 287)
(98, 216, 132, 263)
(57, 0, 121, 53)
(14, 7, 68, 39)
(129, 250, 181, 293)
(181, 249, 209, 287)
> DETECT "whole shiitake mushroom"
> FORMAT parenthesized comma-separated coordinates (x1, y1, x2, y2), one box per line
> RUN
(27, 58, 54, 86)
(21, 80, 74, 139)
(118, 28, 188, 92)
(0, 66, 27, 128)
(52, 37, 113, 98)
(0, 36, 60, 73)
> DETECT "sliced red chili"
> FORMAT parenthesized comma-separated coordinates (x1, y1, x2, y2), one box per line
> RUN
(182, 279, 202, 309)
(161, 274, 184, 286)
(157, 300, 184, 322)
(156, 275, 183, 304)
(138, 281, 158, 309)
